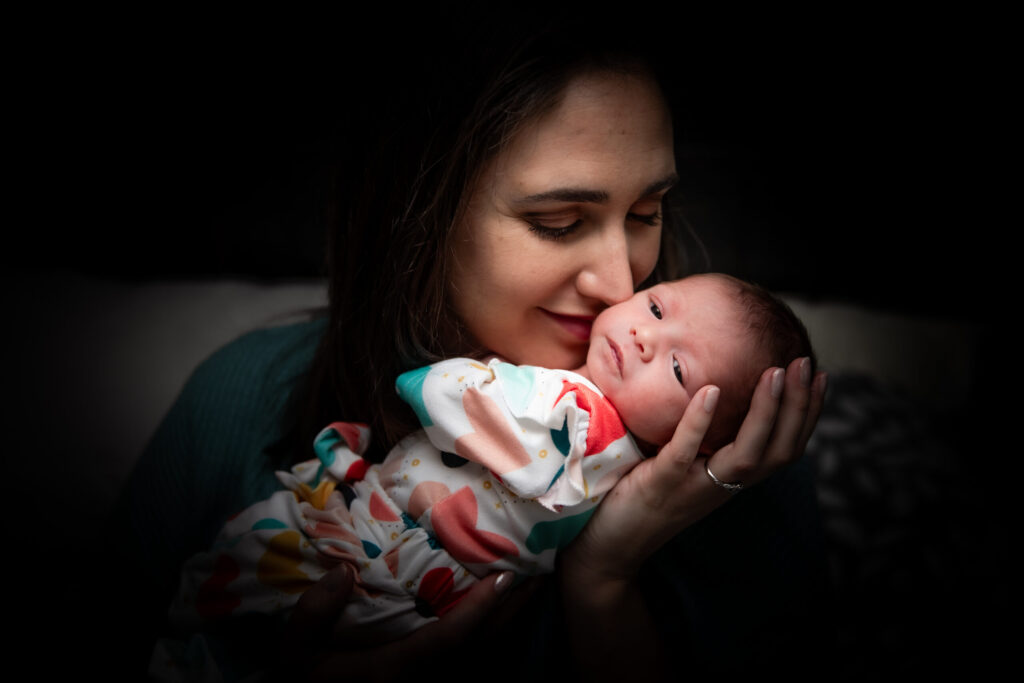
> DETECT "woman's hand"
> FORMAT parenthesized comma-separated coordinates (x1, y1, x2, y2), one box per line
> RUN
(564, 355, 826, 585)
(275, 564, 526, 682)
(558, 357, 825, 681)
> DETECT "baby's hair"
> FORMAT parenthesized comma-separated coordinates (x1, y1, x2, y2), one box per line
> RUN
(699, 273, 817, 453)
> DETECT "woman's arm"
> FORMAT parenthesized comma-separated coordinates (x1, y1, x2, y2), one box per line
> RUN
(559, 358, 827, 680)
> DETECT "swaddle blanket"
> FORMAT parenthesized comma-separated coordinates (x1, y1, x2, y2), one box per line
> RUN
(170, 357, 644, 639)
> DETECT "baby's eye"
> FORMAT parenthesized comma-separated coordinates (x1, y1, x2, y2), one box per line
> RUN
(673, 358, 684, 386)
(649, 301, 663, 319)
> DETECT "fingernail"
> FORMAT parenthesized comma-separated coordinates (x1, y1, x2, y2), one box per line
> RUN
(800, 357, 812, 387)
(704, 386, 720, 413)
(816, 371, 828, 396)
(494, 571, 514, 593)
(770, 368, 784, 398)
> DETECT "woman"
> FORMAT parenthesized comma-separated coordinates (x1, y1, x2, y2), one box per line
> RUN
(118, 12, 827, 682)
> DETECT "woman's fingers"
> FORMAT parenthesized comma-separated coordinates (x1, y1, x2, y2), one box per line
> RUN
(723, 358, 826, 484)
(711, 366, 785, 482)
(761, 356, 814, 470)
(402, 571, 514, 653)
(287, 564, 355, 644)
(706, 358, 820, 487)
(276, 564, 355, 680)
(563, 361, 823, 586)
(564, 387, 720, 577)
(653, 384, 719, 476)
(797, 371, 828, 454)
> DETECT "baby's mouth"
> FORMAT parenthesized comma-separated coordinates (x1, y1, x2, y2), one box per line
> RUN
(608, 338, 623, 377)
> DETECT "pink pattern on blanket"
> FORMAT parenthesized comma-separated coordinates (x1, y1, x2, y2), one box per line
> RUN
(454, 387, 532, 475)
(555, 379, 626, 455)
(431, 486, 519, 564)
(409, 481, 452, 520)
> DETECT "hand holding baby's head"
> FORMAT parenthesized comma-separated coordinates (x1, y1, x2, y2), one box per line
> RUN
(578, 273, 815, 453)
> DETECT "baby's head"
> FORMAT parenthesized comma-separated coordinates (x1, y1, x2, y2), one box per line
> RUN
(582, 273, 815, 454)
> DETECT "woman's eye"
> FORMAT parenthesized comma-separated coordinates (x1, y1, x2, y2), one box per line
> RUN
(673, 358, 684, 386)
(649, 301, 662, 319)
(627, 211, 662, 226)
(627, 198, 663, 226)
(526, 219, 583, 241)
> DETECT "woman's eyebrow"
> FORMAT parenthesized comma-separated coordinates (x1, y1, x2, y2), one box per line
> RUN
(515, 188, 609, 205)
(642, 172, 679, 197)
(513, 172, 680, 206)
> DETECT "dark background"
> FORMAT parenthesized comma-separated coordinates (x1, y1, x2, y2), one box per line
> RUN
(10, 13, 998, 326)
(6, 9, 1007, 679)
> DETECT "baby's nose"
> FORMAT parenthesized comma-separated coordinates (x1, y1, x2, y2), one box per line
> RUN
(632, 326, 656, 361)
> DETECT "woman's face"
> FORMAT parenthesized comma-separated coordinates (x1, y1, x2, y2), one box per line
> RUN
(450, 70, 677, 370)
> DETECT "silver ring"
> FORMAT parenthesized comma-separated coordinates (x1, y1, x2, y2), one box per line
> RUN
(705, 460, 743, 493)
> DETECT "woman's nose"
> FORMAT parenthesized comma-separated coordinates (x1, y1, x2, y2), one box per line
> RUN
(631, 325, 656, 361)
(575, 226, 637, 306)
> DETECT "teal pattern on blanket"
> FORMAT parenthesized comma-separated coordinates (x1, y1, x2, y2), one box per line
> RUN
(493, 361, 539, 415)
(311, 428, 340, 484)
(395, 366, 434, 427)
(525, 509, 596, 553)
(313, 430, 338, 466)
(551, 416, 570, 456)
(253, 518, 289, 531)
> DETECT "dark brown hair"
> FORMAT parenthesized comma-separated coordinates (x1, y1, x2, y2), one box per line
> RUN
(270, 12, 690, 464)
(700, 273, 817, 453)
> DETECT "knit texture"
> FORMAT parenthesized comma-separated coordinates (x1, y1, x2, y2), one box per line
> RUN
(110, 318, 325, 676)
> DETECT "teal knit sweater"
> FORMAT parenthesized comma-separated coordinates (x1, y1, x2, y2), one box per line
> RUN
(111, 319, 325, 676)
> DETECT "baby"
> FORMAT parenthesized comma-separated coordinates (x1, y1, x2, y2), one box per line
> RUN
(167, 273, 814, 646)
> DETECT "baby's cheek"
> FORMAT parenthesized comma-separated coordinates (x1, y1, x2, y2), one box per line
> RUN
(653, 394, 689, 446)
(622, 404, 666, 449)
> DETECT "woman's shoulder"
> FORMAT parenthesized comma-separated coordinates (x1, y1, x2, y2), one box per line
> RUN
(187, 317, 327, 403)
(164, 316, 328, 470)
(124, 317, 329, 554)
(114, 318, 330, 619)
(197, 316, 326, 377)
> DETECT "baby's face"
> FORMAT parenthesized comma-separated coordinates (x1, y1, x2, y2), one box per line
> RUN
(585, 276, 752, 447)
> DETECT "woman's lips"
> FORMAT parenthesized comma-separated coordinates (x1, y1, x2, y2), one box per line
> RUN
(541, 310, 595, 341)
